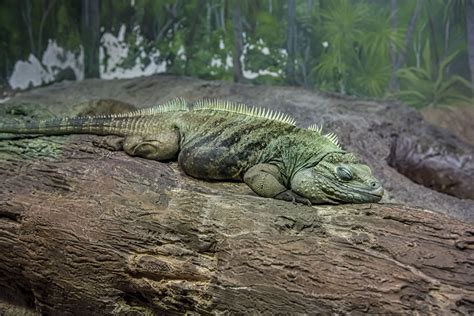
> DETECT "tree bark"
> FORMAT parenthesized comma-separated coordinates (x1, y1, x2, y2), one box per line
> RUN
(0, 134, 473, 314)
(81, 0, 100, 78)
(231, 1, 244, 83)
(467, 0, 474, 94)
(389, 0, 423, 92)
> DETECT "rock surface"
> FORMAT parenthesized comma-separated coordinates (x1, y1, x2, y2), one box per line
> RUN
(1, 75, 473, 222)
(0, 75, 473, 314)
(422, 105, 474, 147)
(388, 131, 474, 200)
(0, 134, 473, 315)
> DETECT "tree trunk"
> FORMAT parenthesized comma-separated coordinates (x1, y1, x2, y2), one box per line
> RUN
(184, 0, 205, 75)
(81, 0, 100, 78)
(37, 0, 57, 58)
(467, 0, 474, 94)
(389, 0, 423, 92)
(21, 0, 36, 56)
(389, 0, 398, 73)
(0, 133, 473, 315)
(286, 0, 297, 85)
(231, 1, 244, 83)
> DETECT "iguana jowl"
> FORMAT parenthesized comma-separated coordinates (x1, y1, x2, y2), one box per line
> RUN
(0, 98, 383, 204)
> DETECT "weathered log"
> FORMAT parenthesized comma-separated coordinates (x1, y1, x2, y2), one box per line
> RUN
(0, 135, 473, 315)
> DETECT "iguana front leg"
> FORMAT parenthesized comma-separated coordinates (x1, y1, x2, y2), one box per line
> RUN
(123, 130, 180, 160)
(244, 163, 311, 205)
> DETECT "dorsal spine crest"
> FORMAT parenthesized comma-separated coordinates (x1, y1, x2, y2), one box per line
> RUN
(105, 97, 189, 119)
(308, 124, 341, 149)
(67, 97, 189, 122)
(193, 99, 296, 126)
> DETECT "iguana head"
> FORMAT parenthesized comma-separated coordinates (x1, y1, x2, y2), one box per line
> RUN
(291, 152, 383, 204)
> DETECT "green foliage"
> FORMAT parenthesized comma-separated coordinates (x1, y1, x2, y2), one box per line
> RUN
(311, 0, 400, 97)
(56, 3, 81, 51)
(254, 11, 285, 46)
(396, 41, 472, 108)
(0, 0, 472, 109)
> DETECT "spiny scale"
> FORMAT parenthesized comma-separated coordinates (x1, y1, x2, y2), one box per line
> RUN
(307, 124, 323, 134)
(193, 99, 296, 126)
(307, 124, 341, 149)
(92, 97, 188, 119)
(3, 98, 189, 133)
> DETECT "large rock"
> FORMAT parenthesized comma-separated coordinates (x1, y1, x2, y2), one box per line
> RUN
(0, 75, 473, 314)
(422, 105, 474, 147)
(388, 131, 474, 200)
(1, 75, 473, 222)
(0, 135, 472, 315)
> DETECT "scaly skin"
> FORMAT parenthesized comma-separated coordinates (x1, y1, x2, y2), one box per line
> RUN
(0, 98, 384, 204)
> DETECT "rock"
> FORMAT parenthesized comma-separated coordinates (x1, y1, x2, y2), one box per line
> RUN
(1, 75, 473, 222)
(422, 105, 474, 147)
(72, 98, 137, 117)
(0, 135, 473, 314)
(388, 129, 474, 200)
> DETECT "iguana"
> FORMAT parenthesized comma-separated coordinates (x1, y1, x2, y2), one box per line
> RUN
(0, 98, 383, 204)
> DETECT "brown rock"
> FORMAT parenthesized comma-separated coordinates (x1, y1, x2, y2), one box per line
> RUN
(388, 131, 474, 200)
(422, 105, 474, 147)
(2, 75, 473, 222)
(0, 136, 472, 314)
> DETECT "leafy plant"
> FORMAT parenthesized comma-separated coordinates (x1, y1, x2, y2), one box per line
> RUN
(396, 40, 472, 108)
(311, 0, 402, 97)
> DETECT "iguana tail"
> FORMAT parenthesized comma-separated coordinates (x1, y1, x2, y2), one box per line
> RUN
(0, 116, 153, 136)
(0, 98, 189, 136)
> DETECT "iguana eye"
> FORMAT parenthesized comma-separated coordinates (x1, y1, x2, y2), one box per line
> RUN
(336, 166, 353, 181)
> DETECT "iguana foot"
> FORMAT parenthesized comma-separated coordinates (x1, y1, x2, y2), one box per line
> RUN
(274, 190, 312, 206)
(93, 136, 124, 151)
(123, 131, 179, 161)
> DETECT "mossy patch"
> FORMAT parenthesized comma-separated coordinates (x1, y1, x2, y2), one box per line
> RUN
(0, 137, 65, 161)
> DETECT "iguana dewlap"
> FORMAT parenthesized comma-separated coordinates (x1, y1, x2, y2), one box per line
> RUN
(0, 98, 384, 205)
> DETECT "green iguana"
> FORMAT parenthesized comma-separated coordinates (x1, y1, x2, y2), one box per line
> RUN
(0, 98, 383, 205)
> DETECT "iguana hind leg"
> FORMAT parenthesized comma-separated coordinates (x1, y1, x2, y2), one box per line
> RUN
(123, 130, 180, 160)
(94, 136, 124, 151)
(244, 163, 311, 205)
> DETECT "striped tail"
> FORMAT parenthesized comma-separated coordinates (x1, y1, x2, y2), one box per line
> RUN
(0, 116, 150, 136)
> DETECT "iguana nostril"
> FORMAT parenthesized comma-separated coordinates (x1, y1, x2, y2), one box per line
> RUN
(370, 181, 384, 198)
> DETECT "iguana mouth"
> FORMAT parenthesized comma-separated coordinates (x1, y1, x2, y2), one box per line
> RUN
(353, 186, 384, 198)
(321, 183, 384, 204)
(369, 187, 384, 197)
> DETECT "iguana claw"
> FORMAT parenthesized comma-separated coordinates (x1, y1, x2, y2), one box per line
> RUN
(274, 190, 312, 206)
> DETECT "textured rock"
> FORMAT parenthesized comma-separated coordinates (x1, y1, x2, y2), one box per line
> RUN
(422, 105, 474, 147)
(0, 76, 473, 314)
(388, 131, 474, 199)
(1, 75, 473, 222)
(0, 136, 473, 314)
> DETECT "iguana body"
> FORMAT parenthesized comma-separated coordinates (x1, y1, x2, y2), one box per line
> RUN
(0, 98, 383, 204)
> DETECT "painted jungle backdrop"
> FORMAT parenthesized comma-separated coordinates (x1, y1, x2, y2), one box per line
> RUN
(1, 0, 473, 108)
